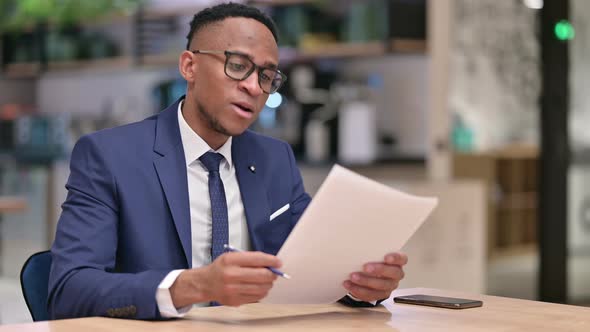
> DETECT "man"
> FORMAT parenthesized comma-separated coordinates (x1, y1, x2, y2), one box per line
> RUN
(48, 3, 407, 320)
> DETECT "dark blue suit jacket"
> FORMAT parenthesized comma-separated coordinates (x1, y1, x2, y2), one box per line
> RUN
(48, 98, 312, 319)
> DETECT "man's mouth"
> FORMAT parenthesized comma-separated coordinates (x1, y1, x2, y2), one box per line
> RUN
(234, 103, 253, 113)
(232, 102, 255, 119)
(236, 104, 252, 113)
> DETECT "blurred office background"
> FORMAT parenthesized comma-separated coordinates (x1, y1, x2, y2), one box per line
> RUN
(0, 0, 587, 323)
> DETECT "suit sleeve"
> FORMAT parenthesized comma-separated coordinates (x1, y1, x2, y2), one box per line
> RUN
(48, 135, 169, 320)
(283, 141, 311, 223)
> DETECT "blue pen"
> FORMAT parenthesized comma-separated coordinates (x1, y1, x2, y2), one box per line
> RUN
(223, 244, 291, 279)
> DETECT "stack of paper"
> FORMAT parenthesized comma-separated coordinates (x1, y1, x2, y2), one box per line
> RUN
(261, 165, 438, 304)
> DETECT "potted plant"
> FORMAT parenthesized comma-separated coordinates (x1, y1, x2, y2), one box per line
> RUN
(0, 0, 142, 64)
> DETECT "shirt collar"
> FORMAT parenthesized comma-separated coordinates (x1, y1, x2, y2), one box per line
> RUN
(177, 100, 233, 168)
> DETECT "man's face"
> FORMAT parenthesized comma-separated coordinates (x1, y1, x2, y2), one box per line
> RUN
(189, 17, 279, 139)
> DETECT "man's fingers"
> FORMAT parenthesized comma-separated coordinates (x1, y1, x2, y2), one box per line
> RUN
(349, 273, 396, 291)
(234, 267, 278, 284)
(221, 251, 282, 268)
(224, 281, 274, 296)
(237, 283, 274, 297)
(344, 280, 394, 302)
(384, 252, 408, 266)
(218, 265, 278, 284)
(362, 263, 405, 280)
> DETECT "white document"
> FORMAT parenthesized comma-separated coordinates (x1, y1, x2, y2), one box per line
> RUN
(261, 164, 438, 304)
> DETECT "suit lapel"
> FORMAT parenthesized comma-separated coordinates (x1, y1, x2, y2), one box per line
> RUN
(153, 99, 192, 267)
(232, 133, 270, 251)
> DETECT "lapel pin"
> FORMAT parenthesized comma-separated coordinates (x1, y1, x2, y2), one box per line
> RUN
(249, 165, 256, 173)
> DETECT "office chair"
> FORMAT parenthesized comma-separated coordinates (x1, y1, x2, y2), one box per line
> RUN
(20, 250, 51, 321)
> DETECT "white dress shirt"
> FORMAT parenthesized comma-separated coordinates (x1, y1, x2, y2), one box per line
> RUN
(156, 101, 250, 317)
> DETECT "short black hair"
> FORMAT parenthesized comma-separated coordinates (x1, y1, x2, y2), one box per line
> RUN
(186, 2, 278, 50)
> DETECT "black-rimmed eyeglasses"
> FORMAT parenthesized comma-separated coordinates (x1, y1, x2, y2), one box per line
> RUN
(191, 50, 287, 94)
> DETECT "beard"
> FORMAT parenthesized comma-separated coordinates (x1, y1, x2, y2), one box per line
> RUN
(196, 101, 234, 137)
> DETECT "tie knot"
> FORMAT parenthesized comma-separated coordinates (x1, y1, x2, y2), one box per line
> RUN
(199, 152, 224, 172)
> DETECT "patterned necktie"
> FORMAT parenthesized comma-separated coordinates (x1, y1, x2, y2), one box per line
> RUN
(199, 152, 229, 262)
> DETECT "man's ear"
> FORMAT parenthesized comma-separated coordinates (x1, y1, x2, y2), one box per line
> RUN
(179, 51, 197, 82)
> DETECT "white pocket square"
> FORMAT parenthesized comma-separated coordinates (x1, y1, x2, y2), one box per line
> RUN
(269, 203, 290, 221)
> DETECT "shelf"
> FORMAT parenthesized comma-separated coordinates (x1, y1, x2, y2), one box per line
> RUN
(81, 12, 134, 27)
(4, 54, 176, 77)
(1, 40, 426, 77)
(3, 57, 133, 78)
(298, 41, 386, 58)
(2, 39, 425, 77)
(46, 56, 133, 72)
(3, 62, 42, 79)
(453, 144, 539, 258)
(276, 39, 426, 64)
(141, 53, 179, 67)
(0, 196, 27, 213)
(497, 192, 537, 210)
(456, 144, 539, 160)
(490, 243, 537, 260)
(390, 39, 428, 54)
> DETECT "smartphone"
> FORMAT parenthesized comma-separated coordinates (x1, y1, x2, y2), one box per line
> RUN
(393, 294, 483, 309)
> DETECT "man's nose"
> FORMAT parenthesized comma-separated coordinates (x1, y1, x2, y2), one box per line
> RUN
(239, 71, 263, 96)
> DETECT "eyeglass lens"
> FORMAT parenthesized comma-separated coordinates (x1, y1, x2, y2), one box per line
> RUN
(225, 53, 284, 93)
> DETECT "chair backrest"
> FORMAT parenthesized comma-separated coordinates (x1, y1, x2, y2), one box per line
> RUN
(20, 250, 51, 321)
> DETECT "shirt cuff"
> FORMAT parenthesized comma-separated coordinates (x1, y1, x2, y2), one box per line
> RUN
(156, 269, 192, 318)
(347, 293, 378, 306)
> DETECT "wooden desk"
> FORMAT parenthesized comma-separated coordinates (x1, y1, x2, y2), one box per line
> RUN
(1, 288, 589, 331)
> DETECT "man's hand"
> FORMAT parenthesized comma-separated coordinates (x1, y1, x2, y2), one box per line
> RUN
(343, 252, 408, 303)
(170, 251, 281, 308)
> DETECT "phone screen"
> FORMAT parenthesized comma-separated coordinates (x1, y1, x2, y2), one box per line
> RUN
(393, 294, 483, 309)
